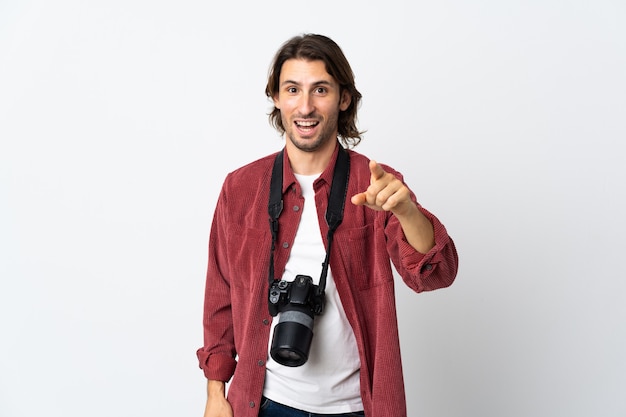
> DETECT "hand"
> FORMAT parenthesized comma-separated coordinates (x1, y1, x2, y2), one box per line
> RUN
(351, 160, 414, 217)
(351, 159, 435, 253)
(203, 397, 232, 417)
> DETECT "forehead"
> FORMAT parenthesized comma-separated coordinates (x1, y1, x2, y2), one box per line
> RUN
(279, 59, 336, 85)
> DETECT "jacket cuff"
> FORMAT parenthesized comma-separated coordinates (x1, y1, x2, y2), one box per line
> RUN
(398, 206, 450, 277)
(196, 349, 237, 381)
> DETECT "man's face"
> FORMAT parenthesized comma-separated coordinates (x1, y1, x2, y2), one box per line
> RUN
(273, 59, 351, 153)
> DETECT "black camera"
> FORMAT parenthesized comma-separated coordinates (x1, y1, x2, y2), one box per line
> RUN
(268, 275, 325, 367)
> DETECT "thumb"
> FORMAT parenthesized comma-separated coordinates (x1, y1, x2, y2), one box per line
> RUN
(351, 192, 367, 206)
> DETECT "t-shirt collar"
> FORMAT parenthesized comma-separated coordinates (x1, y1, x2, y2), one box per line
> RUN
(281, 141, 341, 193)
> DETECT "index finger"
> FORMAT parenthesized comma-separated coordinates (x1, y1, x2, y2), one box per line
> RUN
(369, 160, 386, 181)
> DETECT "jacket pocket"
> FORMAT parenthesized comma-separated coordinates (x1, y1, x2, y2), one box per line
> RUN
(227, 225, 269, 291)
(334, 224, 393, 290)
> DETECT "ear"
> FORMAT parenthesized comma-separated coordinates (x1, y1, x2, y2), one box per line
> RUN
(339, 89, 351, 111)
(272, 94, 281, 109)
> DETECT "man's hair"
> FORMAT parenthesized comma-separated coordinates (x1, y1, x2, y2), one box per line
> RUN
(265, 33, 363, 148)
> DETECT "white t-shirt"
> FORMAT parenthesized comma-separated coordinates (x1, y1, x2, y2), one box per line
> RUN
(263, 173, 363, 414)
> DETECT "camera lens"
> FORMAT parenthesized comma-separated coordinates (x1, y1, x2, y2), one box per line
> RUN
(273, 348, 302, 362)
(270, 308, 314, 367)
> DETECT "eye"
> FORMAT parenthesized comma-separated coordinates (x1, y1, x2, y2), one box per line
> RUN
(314, 87, 327, 94)
(287, 87, 298, 94)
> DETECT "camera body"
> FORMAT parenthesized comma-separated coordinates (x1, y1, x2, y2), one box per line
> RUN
(268, 274, 324, 317)
(268, 275, 325, 367)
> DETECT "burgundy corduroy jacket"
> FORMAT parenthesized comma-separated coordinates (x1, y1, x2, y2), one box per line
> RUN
(197, 144, 459, 417)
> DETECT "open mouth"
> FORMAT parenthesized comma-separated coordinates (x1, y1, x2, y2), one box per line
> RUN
(295, 120, 319, 132)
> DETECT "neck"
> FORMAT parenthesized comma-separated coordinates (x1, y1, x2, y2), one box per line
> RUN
(286, 140, 337, 175)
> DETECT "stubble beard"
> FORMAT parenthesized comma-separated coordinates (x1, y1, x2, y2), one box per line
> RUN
(284, 113, 339, 153)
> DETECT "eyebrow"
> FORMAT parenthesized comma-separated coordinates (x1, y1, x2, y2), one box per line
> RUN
(280, 79, 334, 88)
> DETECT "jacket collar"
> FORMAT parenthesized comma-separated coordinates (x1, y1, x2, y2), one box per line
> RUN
(281, 141, 341, 193)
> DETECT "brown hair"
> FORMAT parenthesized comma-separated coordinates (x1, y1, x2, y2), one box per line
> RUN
(265, 34, 363, 148)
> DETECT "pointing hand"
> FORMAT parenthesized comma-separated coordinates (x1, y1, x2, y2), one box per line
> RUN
(351, 160, 414, 216)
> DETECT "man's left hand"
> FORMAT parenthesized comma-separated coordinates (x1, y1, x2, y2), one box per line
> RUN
(351, 160, 414, 217)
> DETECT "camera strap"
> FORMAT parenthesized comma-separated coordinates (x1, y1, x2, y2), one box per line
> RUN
(268, 144, 350, 302)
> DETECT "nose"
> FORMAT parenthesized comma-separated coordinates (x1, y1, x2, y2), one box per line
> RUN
(297, 92, 315, 116)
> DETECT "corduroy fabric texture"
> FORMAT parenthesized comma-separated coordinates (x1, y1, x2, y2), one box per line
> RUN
(197, 144, 459, 417)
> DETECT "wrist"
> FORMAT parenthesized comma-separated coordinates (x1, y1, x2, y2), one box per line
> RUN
(207, 380, 226, 398)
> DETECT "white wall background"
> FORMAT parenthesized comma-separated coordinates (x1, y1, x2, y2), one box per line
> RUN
(1, 1, 624, 416)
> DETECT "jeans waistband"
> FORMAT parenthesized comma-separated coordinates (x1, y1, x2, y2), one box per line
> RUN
(259, 396, 365, 417)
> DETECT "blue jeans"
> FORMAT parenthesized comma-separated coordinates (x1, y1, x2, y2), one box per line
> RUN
(258, 397, 365, 417)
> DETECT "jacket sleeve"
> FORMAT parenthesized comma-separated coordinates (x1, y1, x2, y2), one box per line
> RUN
(386, 188, 459, 293)
(196, 182, 238, 381)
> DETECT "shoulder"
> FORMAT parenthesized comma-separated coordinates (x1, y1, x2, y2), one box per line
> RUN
(346, 148, 403, 179)
(346, 148, 369, 169)
(213, 152, 280, 206)
(229, 152, 277, 177)
(222, 152, 278, 189)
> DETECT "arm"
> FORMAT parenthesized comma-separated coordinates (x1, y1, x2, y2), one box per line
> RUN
(197, 184, 238, 410)
(203, 380, 233, 417)
(352, 160, 458, 291)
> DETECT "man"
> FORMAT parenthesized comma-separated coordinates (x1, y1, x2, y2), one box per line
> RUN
(197, 33, 458, 417)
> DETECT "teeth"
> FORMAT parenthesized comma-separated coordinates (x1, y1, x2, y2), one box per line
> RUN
(296, 121, 317, 127)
